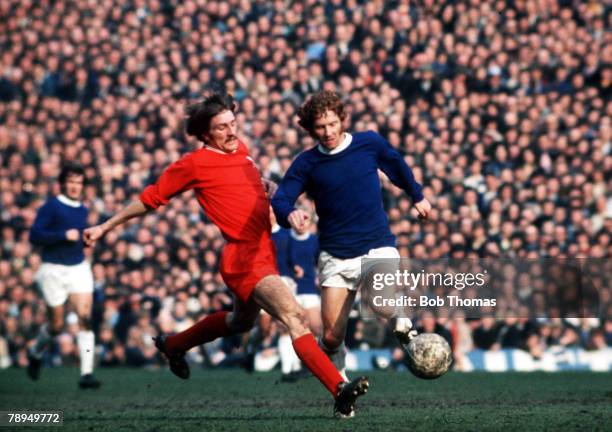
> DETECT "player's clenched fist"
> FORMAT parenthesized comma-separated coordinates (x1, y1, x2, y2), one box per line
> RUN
(83, 225, 106, 246)
(65, 228, 80, 241)
(287, 209, 309, 232)
(413, 198, 431, 220)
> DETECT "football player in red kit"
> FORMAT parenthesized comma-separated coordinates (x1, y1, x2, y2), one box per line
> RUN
(83, 91, 367, 418)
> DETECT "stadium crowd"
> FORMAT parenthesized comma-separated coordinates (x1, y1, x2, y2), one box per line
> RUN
(0, 0, 611, 371)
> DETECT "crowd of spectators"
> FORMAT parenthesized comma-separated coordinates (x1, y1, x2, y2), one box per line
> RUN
(1, 0, 611, 371)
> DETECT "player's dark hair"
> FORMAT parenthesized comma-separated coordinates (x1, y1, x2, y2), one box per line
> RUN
(58, 162, 85, 185)
(185, 91, 236, 142)
(297, 90, 347, 136)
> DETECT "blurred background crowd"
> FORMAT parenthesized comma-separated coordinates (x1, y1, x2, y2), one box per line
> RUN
(0, 0, 611, 372)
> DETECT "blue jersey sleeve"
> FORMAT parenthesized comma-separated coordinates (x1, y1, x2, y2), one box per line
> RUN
(29, 201, 67, 246)
(271, 154, 310, 228)
(373, 132, 424, 203)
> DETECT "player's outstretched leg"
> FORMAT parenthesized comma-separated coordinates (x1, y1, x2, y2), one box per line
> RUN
(153, 334, 191, 379)
(392, 317, 417, 346)
(251, 275, 369, 417)
(155, 301, 259, 379)
(154, 311, 230, 379)
(334, 376, 370, 418)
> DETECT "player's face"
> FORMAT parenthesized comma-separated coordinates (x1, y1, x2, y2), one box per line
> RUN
(63, 174, 84, 200)
(313, 110, 344, 150)
(205, 110, 239, 153)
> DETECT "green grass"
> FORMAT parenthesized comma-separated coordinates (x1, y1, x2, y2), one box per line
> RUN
(1, 368, 611, 431)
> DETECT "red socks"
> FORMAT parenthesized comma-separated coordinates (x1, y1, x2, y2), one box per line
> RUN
(165, 316, 343, 398)
(166, 311, 230, 353)
(293, 333, 344, 396)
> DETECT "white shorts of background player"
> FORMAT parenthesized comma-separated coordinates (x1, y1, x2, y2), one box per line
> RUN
(36, 260, 94, 307)
(280, 275, 321, 309)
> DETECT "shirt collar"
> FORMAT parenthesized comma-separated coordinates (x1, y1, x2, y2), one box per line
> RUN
(290, 230, 311, 240)
(317, 133, 352, 155)
(204, 144, 237, 154)
(57, 194, 82, 208)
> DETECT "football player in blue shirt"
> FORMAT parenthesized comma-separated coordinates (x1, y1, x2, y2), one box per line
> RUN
(273, 91, 429, 385)
(28, 163, 100, 389)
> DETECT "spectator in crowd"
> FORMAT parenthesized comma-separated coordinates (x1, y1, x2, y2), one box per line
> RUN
(472, 316, 502, 350)
(125, 312, 157, 367)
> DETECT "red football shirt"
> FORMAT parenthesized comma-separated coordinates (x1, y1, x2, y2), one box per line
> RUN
(140, 141, 271, 243)
(140, 141, 278, 300)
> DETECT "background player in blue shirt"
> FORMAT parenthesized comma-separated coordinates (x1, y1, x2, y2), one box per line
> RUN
(272, 91, 430, 374)
(274, 209, 323, 381)
(27, 163, 100, 389)
(288, 212, 321, 336)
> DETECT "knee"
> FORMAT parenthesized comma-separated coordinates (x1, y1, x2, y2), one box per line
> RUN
(322, 329, 343, 350)
(77, 314, 92, 331)
(49, 322, 63, 336)
(50, 317, 64, 334)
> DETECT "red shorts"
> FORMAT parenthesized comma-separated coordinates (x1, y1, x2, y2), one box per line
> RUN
(220, 234, 279, 302)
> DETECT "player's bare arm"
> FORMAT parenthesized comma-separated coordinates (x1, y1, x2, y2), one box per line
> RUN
(261, 178, 278, 199)
(83, 201, 150, 245)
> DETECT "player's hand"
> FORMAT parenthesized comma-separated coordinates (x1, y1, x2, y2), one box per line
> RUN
(413, 198, 431, 220)
(261, 178, 278, 199)
(83, 225, 107, 246)
(288, 209, 309, 232)
(65, 229, 80, 241)
(293, 265, 304, 279)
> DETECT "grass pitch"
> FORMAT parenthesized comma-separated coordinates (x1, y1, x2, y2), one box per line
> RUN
(1, 368, 611, 431)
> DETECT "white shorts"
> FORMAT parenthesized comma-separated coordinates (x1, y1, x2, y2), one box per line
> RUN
(36, 260, 94, 307)
(318, 246, 400, 291)
(296, 293, 321, 309)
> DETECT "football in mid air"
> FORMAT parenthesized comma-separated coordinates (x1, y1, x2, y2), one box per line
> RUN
(405, 333, 452, 379)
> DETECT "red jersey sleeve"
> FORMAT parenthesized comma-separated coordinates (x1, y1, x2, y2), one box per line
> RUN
(140, 154, 197, 209)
